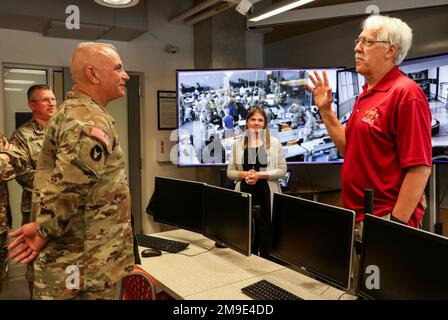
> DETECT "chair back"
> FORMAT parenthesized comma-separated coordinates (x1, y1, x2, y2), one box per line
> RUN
(120, 266, 157, 300)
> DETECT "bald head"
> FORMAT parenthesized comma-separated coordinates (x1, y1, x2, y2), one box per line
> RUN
(70, 43, 117, 84)
(70, 42, 129, 106)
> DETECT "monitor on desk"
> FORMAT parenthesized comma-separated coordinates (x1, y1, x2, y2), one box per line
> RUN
(152, 176, 205, 234)
(203, 185, 252, 256)
(270, 193, 355, 290)
(358, 214, 448, 300)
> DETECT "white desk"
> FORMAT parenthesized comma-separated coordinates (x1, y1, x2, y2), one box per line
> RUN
(186, 268, 353, 300)
(139, 229, 355, 300)
(139, 229, 284, 299)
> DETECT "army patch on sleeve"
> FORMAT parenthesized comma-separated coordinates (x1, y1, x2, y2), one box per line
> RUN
(90, 144, 103, 161)
(90, 127, 111, 149)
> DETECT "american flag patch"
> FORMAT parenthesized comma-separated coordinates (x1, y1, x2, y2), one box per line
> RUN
(90, 127, 111, 148)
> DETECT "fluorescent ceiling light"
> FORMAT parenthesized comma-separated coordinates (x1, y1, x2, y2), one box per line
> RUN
(7, 69, 46, 75)
(94, 0, 139, 8)
(4, 79, 35, 84)
(249, 0, 315, 22)
(4, 88, 23, 91)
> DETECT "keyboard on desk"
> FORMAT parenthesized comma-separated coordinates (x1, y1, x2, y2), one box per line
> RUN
(241, 280, 303, 300)
(136, 234, 189, 253)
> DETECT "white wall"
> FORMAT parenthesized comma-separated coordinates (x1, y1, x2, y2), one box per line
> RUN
(245, 31, 264, 68)
(0, 0, 199, 234)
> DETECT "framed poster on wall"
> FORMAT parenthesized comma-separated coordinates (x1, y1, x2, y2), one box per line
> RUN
(157, 90, 177, 130)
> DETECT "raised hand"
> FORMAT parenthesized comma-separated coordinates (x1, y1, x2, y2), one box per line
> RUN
(305, 70, 333, 115)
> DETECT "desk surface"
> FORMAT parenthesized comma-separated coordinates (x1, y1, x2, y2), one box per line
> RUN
(139, 229, 284, 299)
(139, 229, 355, 300)
(185, 268, 352, 300)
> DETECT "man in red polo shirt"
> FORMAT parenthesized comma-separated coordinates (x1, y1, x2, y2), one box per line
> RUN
(306, 14, 432, 229)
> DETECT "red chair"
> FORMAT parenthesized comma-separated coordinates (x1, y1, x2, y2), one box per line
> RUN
(120, 266, 173, 300)
(120, 266, 157, 300)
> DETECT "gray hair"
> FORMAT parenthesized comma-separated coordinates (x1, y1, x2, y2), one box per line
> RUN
(362, 15, 413, 65)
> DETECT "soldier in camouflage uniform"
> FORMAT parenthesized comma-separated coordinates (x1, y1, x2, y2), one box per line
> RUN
(8, 42, 134, 300)
(9, 85, 57, 298)
(288, 102, 306, 129)
(11, 85, 57, 226)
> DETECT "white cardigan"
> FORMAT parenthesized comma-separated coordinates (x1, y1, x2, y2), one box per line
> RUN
(227, 135, 287, 217)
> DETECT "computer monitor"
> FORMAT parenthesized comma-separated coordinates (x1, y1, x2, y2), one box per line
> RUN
(358, 214, 448, 300)
(203, 185, 252, 256)
(270, 193, 355, 290)
(145, 188, 157, 216)
(152, 176, 205, 233)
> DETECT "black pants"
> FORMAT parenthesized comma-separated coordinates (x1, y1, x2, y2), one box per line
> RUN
(251, 205, 271, 259)
(241, 179, 271, 259)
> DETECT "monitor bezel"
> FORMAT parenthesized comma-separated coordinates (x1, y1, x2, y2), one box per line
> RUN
(203, 184, 252, 256)
(270, 193, 356, 291)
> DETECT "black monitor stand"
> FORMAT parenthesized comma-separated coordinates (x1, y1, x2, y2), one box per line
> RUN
(364, 189, 374, 215)
(355, 189, 374, 255)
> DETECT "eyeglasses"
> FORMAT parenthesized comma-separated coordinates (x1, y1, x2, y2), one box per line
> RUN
(30, 97, 57, 104)
(355, 38, 390, 48)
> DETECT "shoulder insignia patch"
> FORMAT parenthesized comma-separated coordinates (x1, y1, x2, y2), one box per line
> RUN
(90, 127, 111, 149)
(90, 145, 103, 161)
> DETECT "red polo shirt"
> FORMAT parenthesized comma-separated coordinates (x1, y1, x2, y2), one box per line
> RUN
(341, 66, 432, 227)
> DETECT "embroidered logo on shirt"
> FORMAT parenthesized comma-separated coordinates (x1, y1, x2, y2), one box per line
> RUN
(362, 107, 379, 125)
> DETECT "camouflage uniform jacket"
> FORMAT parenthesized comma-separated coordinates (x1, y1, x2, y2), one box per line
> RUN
(0, 133, 14, 235)
(32, 91, 134, 299)
(10, 119, 45, 222)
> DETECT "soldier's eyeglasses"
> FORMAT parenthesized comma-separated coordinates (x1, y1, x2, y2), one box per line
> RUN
(31, 97, 57, 104)
(355, 38, 390, 48)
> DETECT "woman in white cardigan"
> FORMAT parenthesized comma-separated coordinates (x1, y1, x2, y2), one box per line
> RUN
(227, 107, 287, 257)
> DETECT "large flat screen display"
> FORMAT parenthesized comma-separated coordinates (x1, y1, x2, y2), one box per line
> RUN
(177, 68, 343, 166)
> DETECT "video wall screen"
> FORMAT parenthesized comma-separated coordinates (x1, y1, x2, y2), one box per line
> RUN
(176, 68, 342, 166)
(400, 54, 448, 161)
(337, 68, 365, 123)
